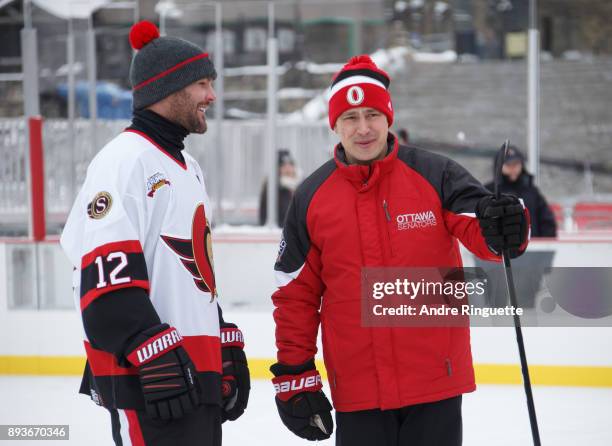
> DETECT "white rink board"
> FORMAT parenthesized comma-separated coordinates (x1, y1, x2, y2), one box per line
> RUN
(0, 233, 611, 366)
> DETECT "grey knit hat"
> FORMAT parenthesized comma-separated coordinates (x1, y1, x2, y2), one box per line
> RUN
(128, 21, 217, 110)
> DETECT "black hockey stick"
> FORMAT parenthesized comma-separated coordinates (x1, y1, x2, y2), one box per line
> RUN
(495, 140, 541, 446)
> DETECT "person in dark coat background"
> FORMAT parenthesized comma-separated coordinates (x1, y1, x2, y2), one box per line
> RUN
(485, 145, 557, 237)
(397, 127, 410, 144)
(259, 149, 299, 227)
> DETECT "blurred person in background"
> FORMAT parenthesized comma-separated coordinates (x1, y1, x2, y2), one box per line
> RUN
(259, 149, 300, 227)
(397, 127, 410, 145)
(485, 145, 557, 238)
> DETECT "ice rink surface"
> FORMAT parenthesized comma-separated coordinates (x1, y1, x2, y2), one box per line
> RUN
(1, 377, 611, 445)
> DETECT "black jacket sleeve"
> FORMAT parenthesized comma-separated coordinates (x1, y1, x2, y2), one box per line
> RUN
(535, 189, 557, 237)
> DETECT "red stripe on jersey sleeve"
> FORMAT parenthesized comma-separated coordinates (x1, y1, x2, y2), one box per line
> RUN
(80, 279, 150, 311)
(84, 341, 138, 376)
(81, 240, 144, 269)
(183, 335, 222, 374)
(124, 409, 146, 446)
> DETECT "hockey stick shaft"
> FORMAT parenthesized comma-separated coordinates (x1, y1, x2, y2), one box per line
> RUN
(495, 140, 541, 446)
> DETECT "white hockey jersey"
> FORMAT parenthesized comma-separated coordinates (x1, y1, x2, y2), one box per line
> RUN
(61, 129, 222, 405)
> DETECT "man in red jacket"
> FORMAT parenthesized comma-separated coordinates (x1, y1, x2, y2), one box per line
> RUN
(269, 55, 529, 445)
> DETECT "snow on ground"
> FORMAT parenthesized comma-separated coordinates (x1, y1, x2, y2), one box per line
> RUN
(1, 377, 610, 445)
(411, 49, 458, 63)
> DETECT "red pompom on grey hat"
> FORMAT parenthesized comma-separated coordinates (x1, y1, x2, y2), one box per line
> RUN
(328, 55, 393, 129)
(128, 21, 216, 110)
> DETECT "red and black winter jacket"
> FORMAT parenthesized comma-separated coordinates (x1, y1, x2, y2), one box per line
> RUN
(272, 134, 528, 412)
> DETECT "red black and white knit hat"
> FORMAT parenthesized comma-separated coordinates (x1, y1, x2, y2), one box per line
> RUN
(128, 21, 217, 110)
(328, 55, 393, 129)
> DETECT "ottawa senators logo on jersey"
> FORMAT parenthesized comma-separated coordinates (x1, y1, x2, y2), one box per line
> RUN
(161, 203, 217, 299)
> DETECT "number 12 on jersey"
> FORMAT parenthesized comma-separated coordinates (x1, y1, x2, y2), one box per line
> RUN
(94, 252, 131, 288)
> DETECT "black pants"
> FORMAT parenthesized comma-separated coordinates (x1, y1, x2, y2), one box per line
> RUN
(336, 396, 462, 446)
(108, 404, 222, 446)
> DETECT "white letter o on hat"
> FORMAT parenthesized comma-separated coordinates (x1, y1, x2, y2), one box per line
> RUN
(346, 86, 365, 106)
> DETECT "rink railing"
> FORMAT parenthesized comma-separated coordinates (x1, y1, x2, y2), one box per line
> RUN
(2, 118, 611, 236)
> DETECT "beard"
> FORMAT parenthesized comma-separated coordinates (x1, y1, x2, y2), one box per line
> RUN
(168, 89, 208, 134)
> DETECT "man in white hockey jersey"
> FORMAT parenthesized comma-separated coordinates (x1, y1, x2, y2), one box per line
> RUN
(60, 21, 249, 446)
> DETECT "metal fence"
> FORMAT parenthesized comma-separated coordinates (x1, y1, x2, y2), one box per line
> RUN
(0, 119, 29, 230)
(3, 117, 612, 236)
(0, 118, 337, 234)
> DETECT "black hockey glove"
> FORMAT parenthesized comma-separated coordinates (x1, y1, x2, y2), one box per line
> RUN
(270, 360, 333, 441)
(126, 324, 200, 420)
(476, 194, 528, 258)
(220, 323, 250, 423)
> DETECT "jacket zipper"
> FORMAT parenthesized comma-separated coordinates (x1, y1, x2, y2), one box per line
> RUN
(382, 199, 394, 256)
(383, 200, 391, 221)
